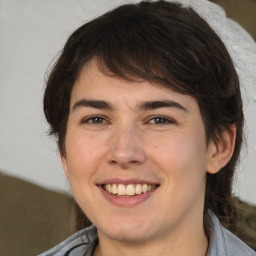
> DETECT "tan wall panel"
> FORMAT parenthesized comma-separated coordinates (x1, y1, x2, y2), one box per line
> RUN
(210, 0, 256, 40)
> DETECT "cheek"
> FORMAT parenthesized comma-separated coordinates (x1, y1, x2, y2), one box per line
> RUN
(64, 134, 97, 202)
(150, 131, 207, 188)
(64, 134, 103, 191)
(66, 130, 103, 166)
(152, 131, 206, 164)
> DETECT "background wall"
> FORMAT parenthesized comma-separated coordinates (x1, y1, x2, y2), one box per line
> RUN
(1, 0, 256, 205)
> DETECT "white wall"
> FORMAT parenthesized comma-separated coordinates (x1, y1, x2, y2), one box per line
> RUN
(0, 0, 255, 205)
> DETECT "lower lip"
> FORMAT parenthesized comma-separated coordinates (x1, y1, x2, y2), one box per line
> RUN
(98, 186, 158, 207)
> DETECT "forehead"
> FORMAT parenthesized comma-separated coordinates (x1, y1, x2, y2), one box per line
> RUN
(71, 61, 199, 112)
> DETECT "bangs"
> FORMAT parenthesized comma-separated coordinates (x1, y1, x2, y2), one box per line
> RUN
(74, 2, 209, 95)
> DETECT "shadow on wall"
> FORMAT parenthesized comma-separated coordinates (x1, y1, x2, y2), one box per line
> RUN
(0, 172, 73, 256)
(209, 0, 256, 41)
(0, 171, 256, 255)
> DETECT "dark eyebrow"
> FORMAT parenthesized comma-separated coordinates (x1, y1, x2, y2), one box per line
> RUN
(72, 99, 114, 111)
(139, 100, 188, 112)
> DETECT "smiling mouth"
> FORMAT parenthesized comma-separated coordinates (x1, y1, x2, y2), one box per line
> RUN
(102, 184, 158, 196)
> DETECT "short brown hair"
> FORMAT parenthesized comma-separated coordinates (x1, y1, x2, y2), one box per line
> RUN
(44, 0, 243, 229)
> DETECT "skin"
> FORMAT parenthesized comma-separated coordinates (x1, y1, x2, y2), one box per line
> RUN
(61, 61, 236, 256)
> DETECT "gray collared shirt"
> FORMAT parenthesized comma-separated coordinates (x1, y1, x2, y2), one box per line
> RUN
(39, 211, 256, 256)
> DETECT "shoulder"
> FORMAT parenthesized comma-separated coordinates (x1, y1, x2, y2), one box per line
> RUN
(38, 225, 98, 256)
(208, 211, 256, 256)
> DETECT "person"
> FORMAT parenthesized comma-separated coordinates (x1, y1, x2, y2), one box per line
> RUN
(39, 0, 256, 255)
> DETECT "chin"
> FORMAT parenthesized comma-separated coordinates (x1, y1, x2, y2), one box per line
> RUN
(98, 218, 155, 243)
(105, 228, 152, 243)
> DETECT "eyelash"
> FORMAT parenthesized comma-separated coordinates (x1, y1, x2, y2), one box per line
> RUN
(81, 115, 175, 126)
(147, 116, 175, 125)
(82, 115, 108, 124)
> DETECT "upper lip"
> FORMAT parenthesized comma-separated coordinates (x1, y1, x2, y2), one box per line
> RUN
(97, 178, 159, 186)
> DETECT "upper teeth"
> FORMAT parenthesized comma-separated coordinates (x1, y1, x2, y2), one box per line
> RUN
(105, 184, 155, 196)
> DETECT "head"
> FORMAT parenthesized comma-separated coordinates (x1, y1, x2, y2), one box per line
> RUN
(44, 0, 243, 232)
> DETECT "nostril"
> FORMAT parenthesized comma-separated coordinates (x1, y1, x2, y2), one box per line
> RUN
(109, 159, 118, 165)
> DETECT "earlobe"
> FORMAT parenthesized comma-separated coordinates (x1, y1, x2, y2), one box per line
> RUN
(61, 155, 69, 179)
(206, 125, 236, 174)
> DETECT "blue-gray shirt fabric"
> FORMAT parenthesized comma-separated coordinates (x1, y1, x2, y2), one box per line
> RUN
(39, 211, 256, 256)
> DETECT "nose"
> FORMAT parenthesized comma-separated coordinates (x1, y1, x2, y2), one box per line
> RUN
(108, 127, 146, 169)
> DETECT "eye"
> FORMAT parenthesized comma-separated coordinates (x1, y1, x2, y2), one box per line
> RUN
(82, 115, 108, 124)
(148, 116, 175, 125)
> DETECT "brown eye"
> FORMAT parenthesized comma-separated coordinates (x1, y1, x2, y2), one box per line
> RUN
(149, 116, 174, 125)
(83, 116, 107, 124)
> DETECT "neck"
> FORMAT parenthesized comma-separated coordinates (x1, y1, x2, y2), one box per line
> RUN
(94, 215, 208, 256)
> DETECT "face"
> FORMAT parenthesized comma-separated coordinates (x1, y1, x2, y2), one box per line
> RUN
(62, 62, 218, 244)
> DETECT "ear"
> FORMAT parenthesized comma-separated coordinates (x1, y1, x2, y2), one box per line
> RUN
(61, 154, 69, 179)
(206, 125, 236, 174)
